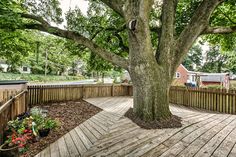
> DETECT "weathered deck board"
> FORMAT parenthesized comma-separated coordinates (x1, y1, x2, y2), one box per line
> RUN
(36, 97, 236, 157)
(50, 141, 60, 157)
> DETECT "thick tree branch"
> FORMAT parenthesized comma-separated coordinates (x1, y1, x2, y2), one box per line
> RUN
(20, 13, 50, 26)
(18, 14, 129, 70)
(173, 0, 224, 74)
(156, 0, 177, 68)
(99, 0, 125, 17)
(90, 24, 126, 40)
(202, 26, 236, 34)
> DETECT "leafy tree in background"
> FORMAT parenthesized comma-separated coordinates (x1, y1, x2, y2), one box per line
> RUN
(29, 35, 78, 75)
(0, 30, 33, 72)
(200, 46, 228, 73)
(182, 43, 203, 71)
(0, 0, 236, 123)
(226, 52, 236, 74)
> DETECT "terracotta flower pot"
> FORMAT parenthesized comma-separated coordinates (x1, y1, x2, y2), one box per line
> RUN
(0, 143, 19, 157)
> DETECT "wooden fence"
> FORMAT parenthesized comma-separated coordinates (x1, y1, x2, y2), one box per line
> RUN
(28, 84, 236, 114)
(0, 89, 20, 106)
(170, 86, 236, 114)
(0, 90, 28, 143)
(28, 84, 133, 106)
(1, 84, 236, 143)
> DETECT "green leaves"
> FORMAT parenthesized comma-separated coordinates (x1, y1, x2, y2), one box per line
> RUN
(23, 0, 63, 24)
(183, 43, 203, 71)
(65, 0, 127, 74)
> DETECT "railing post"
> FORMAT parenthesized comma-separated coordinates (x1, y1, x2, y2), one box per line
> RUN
(82, 85, 85, 99)
(111, 84, 114, 97)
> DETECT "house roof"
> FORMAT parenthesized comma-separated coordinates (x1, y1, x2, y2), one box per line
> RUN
(180, 64, 189, 72)
(200, 74, 226, 82)
(188, 72, 228, 82)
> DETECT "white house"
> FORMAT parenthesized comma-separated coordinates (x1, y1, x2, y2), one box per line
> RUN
(18, 66, 31, 74)
(0, 60, 31, 74)
(0, 60, 9, 72)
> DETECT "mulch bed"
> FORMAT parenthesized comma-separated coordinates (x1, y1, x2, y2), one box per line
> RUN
(124, 108, 182, 129)
(23, 100, 102, 157)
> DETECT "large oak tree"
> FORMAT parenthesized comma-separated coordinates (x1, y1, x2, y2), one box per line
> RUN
(1, 0, 236, 121)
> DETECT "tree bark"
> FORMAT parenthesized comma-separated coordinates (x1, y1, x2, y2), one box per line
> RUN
(130, 65, 172, 121)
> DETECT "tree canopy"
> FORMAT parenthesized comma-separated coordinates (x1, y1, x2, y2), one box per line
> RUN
(1, 0, 235, 71)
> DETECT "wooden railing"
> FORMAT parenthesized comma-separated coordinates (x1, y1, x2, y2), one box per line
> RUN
(28, 84, 236, 114)
(0, 89, 19, 106)
(0, 90, 28, 143)
(170, 86, 236, 114)
(28, 84, 133, 106)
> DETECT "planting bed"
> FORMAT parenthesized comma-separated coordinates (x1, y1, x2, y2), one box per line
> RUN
(24, 100, 101, 156)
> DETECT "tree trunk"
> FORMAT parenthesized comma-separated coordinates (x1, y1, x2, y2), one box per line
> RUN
(125, 0, 174, 122)
(129, 62, 172, 121)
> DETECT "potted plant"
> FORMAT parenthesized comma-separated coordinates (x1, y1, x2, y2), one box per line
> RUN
(1, 116, 35, 157)
(0, 133, 19, 157)
(37, 118, 58, 137)
(0, 131, 33, 157)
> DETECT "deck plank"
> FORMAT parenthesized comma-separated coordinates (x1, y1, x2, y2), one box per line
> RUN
(86, 118, 107, 135)
(228, 143, 236, 157)
(74, 126, 93, 149)
(194, 117, 236, 157)
(177, 115, 236, 157)
(83, 120, 102, 139)
(57, 137, 70, 157)
(50, 141, 60, 157)
(142, 114, 222, 157)
(212, 126, 236, 157)
(64, 133, 79, 157)
(36, 97, 236, 157)
(79, 123, 97, 144)
(69, 129, 87, 155)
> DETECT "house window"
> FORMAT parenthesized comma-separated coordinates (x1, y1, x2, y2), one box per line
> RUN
(23, 67, 28, 72)
(176, 72, 181, 78)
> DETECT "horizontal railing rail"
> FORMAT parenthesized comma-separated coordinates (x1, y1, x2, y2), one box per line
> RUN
(0, 89, 20, 106)
(0, 90, 28, 143)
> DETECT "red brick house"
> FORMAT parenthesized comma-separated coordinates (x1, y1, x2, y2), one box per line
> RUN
(174, 64, 228, 86)
(174, 64, 189, 84)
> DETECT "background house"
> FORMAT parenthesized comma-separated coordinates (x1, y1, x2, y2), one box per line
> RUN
(0, 60, 31, 74)
(18, 66, 31, 74)
(199, 73, 228, 85)
(174, 64, 229, 87)
(0, 60, 9, 72)
(175, 64, 189, 84)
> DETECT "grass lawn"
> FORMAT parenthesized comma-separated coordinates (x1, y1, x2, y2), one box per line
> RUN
(0, 72, 84, 83)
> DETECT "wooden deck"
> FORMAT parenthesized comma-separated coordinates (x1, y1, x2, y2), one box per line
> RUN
(36, 97, 236, 157)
